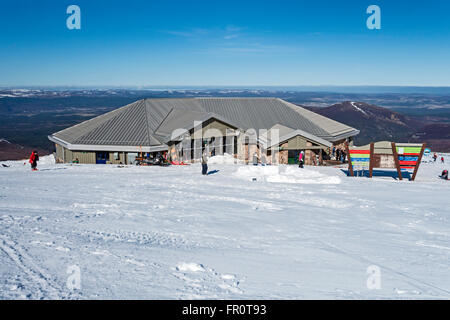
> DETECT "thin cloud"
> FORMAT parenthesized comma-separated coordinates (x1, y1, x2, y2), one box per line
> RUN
(162, 25, 246, 41)
(162, 28, 210, 38)
(162, 26, 300, 56)
(196, 43, 300, 55)
(224, 34, 240, 40)
(225, 25, 246, 32)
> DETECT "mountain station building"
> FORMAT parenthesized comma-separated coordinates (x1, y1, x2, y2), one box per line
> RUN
(48, 98, 359, 165)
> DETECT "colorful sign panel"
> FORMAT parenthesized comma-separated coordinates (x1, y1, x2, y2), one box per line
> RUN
(393, 143, 426, 181)
(396, 146, 422, 170)
(349, 149, 371, 167)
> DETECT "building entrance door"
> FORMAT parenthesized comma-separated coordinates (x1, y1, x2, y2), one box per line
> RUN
(96, 151, 108, 164)
(288, 150, 301, 164)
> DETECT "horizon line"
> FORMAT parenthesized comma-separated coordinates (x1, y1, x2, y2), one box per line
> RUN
(2, 84, 450, 89)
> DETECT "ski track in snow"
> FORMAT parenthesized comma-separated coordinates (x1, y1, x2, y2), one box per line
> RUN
(0, 155, 450, 299)
(0, 234, 68, 299)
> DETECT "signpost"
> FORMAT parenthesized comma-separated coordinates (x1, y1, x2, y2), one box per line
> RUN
(394, 143, 426, 181)
(347, 141, 426, 181)
(347, 144, 371, 177)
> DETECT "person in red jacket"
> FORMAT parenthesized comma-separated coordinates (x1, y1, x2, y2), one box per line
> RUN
(298, 150, 304, 168)
(29, 150, 39, 171)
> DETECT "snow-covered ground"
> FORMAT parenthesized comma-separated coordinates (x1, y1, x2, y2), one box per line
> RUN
(0, 154, 449, 299)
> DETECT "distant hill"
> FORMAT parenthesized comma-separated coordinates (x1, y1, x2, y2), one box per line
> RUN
(410, 123, 450, 152)
(306, 101, 422, 145)
(305, 101, 450, 151)
(0, 139, 48, 161)
(1, 92, 450, 156)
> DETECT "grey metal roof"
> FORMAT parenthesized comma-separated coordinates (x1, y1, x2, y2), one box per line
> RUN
(281, 99, 358, 141)
(154, 109, 211, 137)
(155, 109, 239, 143)
(198, 98, 330, 136)
(51, 97, 359, 148)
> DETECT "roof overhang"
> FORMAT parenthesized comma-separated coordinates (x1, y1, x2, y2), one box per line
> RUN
(261, 128, 333, 150)
(48, 135, 168, 153)
(322, 129, 360, 142)
(163, 113, 240, 143)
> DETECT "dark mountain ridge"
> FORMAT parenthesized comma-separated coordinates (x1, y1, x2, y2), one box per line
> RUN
(306, 101, 449, 151)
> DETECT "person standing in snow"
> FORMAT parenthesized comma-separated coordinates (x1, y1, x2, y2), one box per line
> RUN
(298, 150, 304, 168)
(252, 152, 259, 166)
(201, 151, 208, 175)
(433, 153, 438, 162)
(29, 150, 39, 171)
(441, 156, 445, 164)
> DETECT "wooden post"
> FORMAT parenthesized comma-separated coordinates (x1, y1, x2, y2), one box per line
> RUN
(345, 142, 354, 177)
(411, 143, 426, 181)
(369, 142, 375, 178)
(391, 142, 403, 181)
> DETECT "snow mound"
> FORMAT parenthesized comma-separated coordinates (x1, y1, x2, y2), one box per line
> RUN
(37, 154, 55, 165)
(234, 165, 341, 184)
(208, 153, 242, 164)
(176, 262, 205, 272)
(0, 154, 55, 167)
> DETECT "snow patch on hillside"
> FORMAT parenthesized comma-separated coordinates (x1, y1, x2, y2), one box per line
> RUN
(351, 101, 368, 115)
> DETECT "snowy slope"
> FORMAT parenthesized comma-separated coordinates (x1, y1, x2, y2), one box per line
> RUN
(0, 154, 449, 299)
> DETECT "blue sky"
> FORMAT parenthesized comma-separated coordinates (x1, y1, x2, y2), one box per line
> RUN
(0, 0, 449, 86)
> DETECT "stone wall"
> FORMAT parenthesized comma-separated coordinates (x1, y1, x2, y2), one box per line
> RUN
(279, 142, 288, 164)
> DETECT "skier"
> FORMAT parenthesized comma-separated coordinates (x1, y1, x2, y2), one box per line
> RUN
(298, 150, 304, 168)
(29, 150, 39, 171)
(440, 170, 448, 180)
(441, 156, 445, 164)
(252, 152, 259, 166)
(433, 153, 438, 162)
(201, 150, 208, 175)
